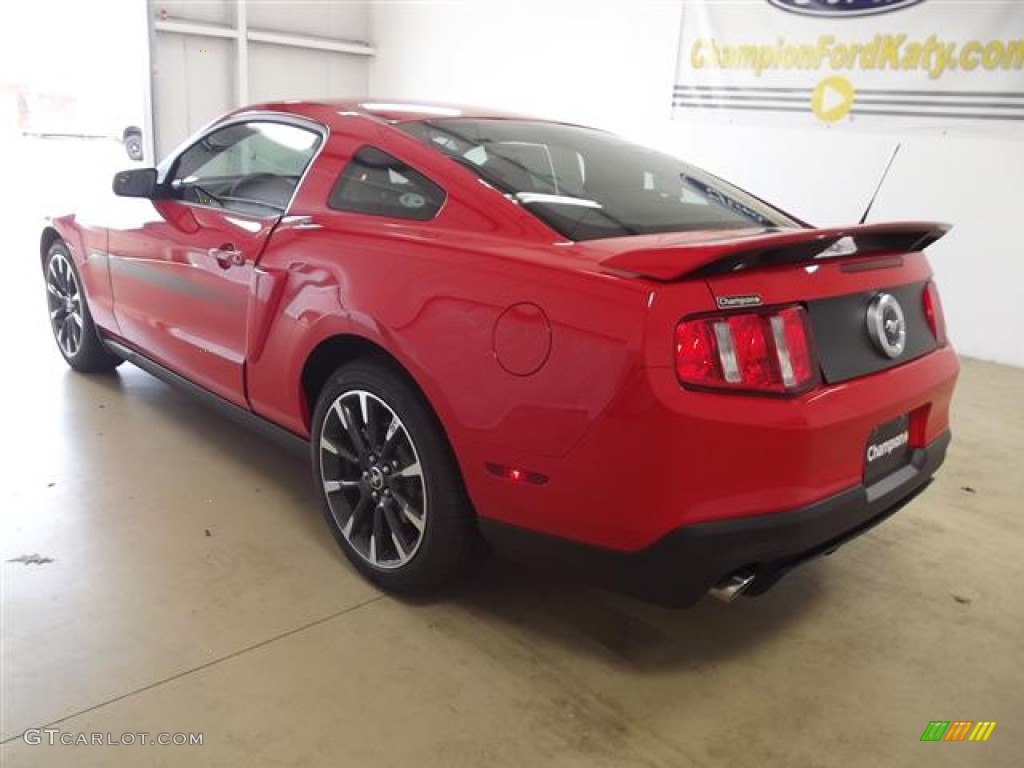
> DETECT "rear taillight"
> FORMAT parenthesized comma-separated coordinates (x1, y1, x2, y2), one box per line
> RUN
(922, 281, 947, 346)
(675, 305, 818, 395)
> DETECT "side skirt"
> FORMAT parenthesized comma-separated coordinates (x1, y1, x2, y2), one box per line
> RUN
(101, 336, 309, 457)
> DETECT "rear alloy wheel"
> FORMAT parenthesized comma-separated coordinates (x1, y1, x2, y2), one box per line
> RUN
(312, 360, 478, 593)
(44, 242, 122, 372)
(321, 389, 427, 568)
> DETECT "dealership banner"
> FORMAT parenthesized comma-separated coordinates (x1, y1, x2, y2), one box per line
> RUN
(673, 0, 1024, 133)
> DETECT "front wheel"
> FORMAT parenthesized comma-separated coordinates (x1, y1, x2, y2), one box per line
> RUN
(44, 241, 122, 373)
(311, 359, 479, 594)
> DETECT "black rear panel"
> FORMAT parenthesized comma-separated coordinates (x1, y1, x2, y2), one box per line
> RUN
(807, 281, 936, 384)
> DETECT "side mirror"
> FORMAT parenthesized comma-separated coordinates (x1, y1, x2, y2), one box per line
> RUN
(112, 168, 157, 198)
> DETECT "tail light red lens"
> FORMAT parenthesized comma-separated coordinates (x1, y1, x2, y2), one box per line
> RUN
(675, 305, 818, 395)
(922, 281, 947, 346)
(674, 317, 719, 384)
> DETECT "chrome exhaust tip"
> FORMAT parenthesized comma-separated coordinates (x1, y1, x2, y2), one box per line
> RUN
(709, 570, 756, 603)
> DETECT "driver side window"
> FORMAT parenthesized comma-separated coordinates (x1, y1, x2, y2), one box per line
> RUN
(169, 121, 321, 215)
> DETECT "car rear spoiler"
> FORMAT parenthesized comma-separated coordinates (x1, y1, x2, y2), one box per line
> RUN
(599, 222, 951, 281)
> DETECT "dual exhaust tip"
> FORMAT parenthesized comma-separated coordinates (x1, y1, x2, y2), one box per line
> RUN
(709, 570, 757, 603)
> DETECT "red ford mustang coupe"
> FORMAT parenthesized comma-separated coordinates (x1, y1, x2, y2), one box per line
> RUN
(40, 100, 957, 606)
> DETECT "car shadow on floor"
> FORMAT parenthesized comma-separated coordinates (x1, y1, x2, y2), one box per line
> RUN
(423, 548, 832, 672)
(72, 364, 832, 669)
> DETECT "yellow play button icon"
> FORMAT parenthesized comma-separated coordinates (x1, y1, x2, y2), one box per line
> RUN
(812, 76, 856, 123)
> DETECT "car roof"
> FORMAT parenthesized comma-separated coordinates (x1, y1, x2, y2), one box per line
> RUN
(230, 99, 535, 127)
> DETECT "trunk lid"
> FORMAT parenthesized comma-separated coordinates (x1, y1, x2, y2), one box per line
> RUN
(608, 222, 951, 387)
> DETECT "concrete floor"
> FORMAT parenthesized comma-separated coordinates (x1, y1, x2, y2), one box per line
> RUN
(2, 138, 1022, 767)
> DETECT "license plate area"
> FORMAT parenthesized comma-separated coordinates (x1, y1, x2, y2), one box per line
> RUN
(864, 414, 911, 486)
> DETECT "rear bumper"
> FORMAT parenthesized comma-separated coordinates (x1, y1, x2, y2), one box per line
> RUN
(479, 430, 950, 607)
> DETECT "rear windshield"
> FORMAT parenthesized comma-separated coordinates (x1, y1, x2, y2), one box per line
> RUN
(399, 119, 798, 241)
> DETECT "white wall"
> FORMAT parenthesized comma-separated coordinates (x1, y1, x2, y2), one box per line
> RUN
(0, 0, 149, 138)
(369, 0, 1024, 368)
(368, 0, 681, 134)
(151, 0, 372, 156)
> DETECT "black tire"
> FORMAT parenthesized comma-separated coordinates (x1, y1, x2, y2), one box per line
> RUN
(44, 241, 122, 373)
(311, 358, 479, 594)
(122, 125, 143, 161)
(124, 135, 144, 162)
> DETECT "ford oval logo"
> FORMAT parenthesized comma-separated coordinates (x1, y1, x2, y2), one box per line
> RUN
(767, 0, 926, 17)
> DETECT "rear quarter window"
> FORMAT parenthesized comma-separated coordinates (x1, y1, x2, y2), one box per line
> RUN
(328, 146, 445, 221)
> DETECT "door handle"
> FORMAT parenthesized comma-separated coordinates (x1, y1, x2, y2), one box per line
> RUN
(209, 245, 245, 267)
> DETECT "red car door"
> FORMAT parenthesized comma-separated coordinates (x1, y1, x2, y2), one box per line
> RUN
(107, 118, 324, 407)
